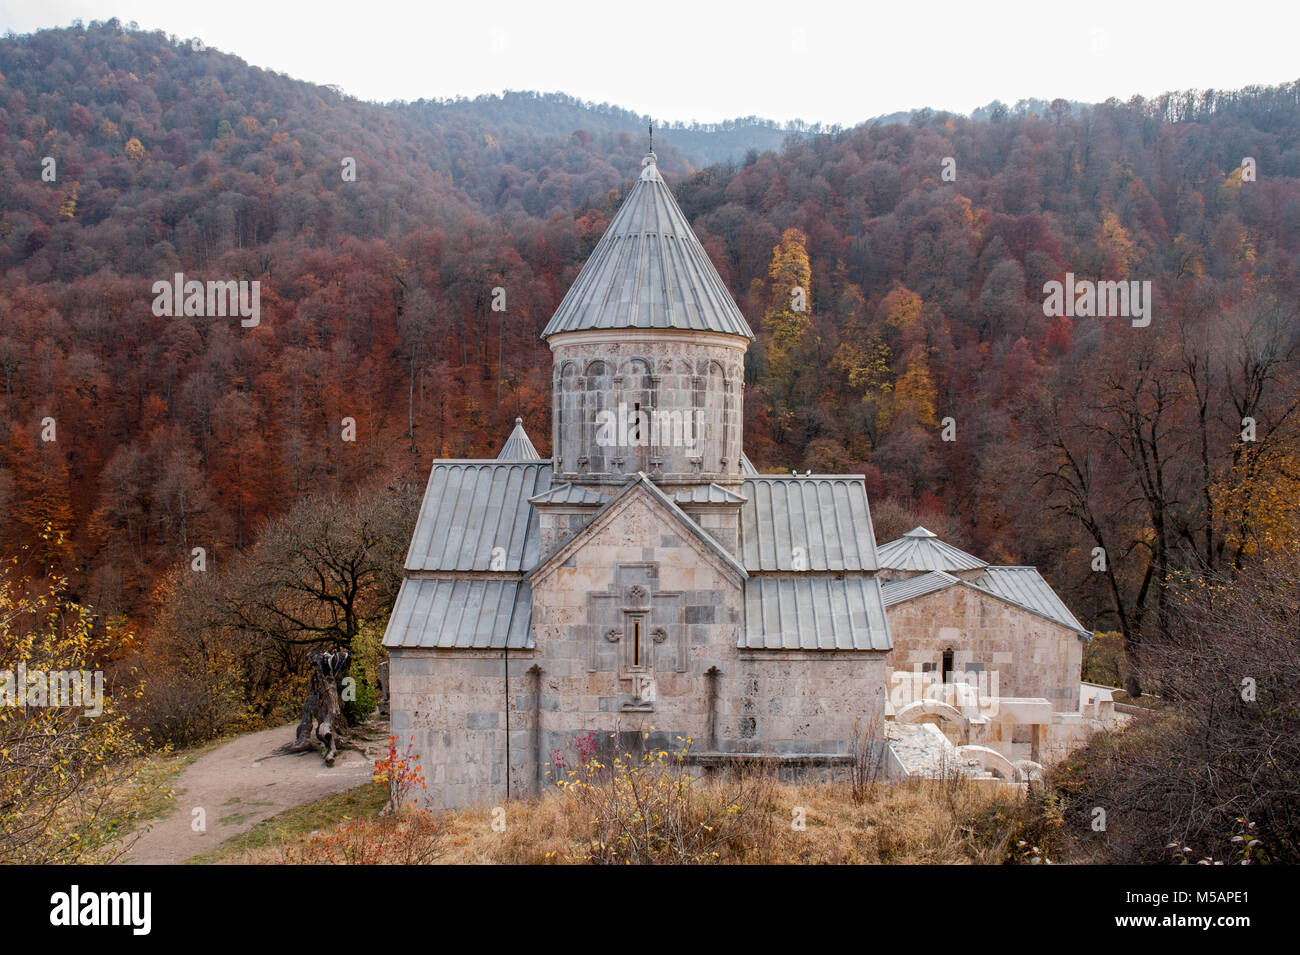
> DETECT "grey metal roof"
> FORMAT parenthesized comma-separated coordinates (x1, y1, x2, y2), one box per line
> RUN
(971, 567, 1090, 636)
(739, 477, 880, 572)
(528, 483, 610, 506)
(875, 526, 988, 573)
(878, 564, 1090, 637)
(497, 418, 540, 460)
(383, 577, 532, 649)
(742, 575, 891, 651)
(740, 453, 759, 476)
(405, 462, 552, 572)
(541, 155, 755, 340)
(673, 484, 747, 505)
(881, 571, 961, 607)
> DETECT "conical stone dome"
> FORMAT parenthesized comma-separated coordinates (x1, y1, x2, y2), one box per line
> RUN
(546, 152, 751, 489)
(542, 154, 754, 340)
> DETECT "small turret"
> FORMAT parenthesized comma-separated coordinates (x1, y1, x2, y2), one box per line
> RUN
(497, 417, 540, 460)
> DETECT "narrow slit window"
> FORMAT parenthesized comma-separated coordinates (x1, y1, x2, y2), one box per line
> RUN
(633, 619, 642, 667)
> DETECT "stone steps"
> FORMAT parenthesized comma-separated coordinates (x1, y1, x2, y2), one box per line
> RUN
(886, 722, 991, 779)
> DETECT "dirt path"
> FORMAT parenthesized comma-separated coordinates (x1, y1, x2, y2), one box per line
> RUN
(122, 722, 384, 865)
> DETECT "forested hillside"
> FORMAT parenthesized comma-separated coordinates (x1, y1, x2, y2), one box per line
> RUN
(406, 91, 819, 166)
(1, 19, 1298, 685)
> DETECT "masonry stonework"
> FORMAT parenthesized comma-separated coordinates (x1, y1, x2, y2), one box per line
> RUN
(885, 587, 1084, 712)
(550, 331, 746, 488)
(390, 482, 892, 809)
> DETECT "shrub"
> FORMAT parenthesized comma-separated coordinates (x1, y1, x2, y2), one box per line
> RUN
(373, 735, 427, 813)
(0, 570, 145, 862)
(343, 678, 378, 726)
(273, 810, 447, 864)
(549, 730, 779, 864)
(1044, 549, 1300, 863)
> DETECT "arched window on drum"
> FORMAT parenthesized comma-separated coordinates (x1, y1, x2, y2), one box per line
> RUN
(558, 362, 582, 476)
(704, 361, 727, 474)
(583, 360, 612, 474)
(622, 357, 653, 473)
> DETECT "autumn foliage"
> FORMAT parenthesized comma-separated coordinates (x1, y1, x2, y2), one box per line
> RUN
(0, 21, 1296, 736)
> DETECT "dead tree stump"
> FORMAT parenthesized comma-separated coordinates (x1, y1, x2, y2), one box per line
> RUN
(275, 649, 350, 765)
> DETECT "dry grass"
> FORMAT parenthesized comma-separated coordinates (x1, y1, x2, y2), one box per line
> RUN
(456, 777, 1025, 865)
(228, 768, 1032, 865)
(437, 774, 1027, 865)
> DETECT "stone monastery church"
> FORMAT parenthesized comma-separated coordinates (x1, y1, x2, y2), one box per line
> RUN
(383, 150, 1113, 807)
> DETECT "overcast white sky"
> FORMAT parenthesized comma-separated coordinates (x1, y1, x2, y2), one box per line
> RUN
(2, 0, 1297, 126)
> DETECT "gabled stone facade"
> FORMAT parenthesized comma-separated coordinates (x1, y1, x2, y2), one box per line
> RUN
(885, 585, 1084, 711)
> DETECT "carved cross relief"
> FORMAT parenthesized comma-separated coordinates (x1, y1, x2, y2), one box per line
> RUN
(586, 564, 685, 710)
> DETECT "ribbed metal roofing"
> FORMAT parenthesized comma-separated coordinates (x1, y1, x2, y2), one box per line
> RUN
(739, 477, 879, 571)
(740, 453, 759, 476)
(878, 564, 1090, 637)
(541, 155, 755, 340)
(528, 483, 610, 506)
(875, 526, 988, 573)
(673, 484, 747, 505)
(497, 418, 540, 460)
(881, 571, 961, 607)
(972, 567, 1089, 636)
(405, 463, 552, 572)
(742, 575, 891, 651)
(382, 577, 532, 649)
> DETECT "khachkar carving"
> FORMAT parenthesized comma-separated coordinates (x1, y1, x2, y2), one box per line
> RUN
(630, 672, 656, 707)
(585, 567, 686, 710)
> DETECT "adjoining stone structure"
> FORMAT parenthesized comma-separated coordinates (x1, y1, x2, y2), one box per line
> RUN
(886, 582, 1083, 708)
(878, 528, 1103, 765)
(383, 153, 1099, 807)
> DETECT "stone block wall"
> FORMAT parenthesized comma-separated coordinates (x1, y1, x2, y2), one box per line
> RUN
(885, 586, 1083, 712)
(393, 487, 890, 809)
(726, 652, 888, 753)
(537, 507, 599, 558)
(679, 504, 741, 558)
(549, 330, 746, 486)
(388, 648, 535, 809)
